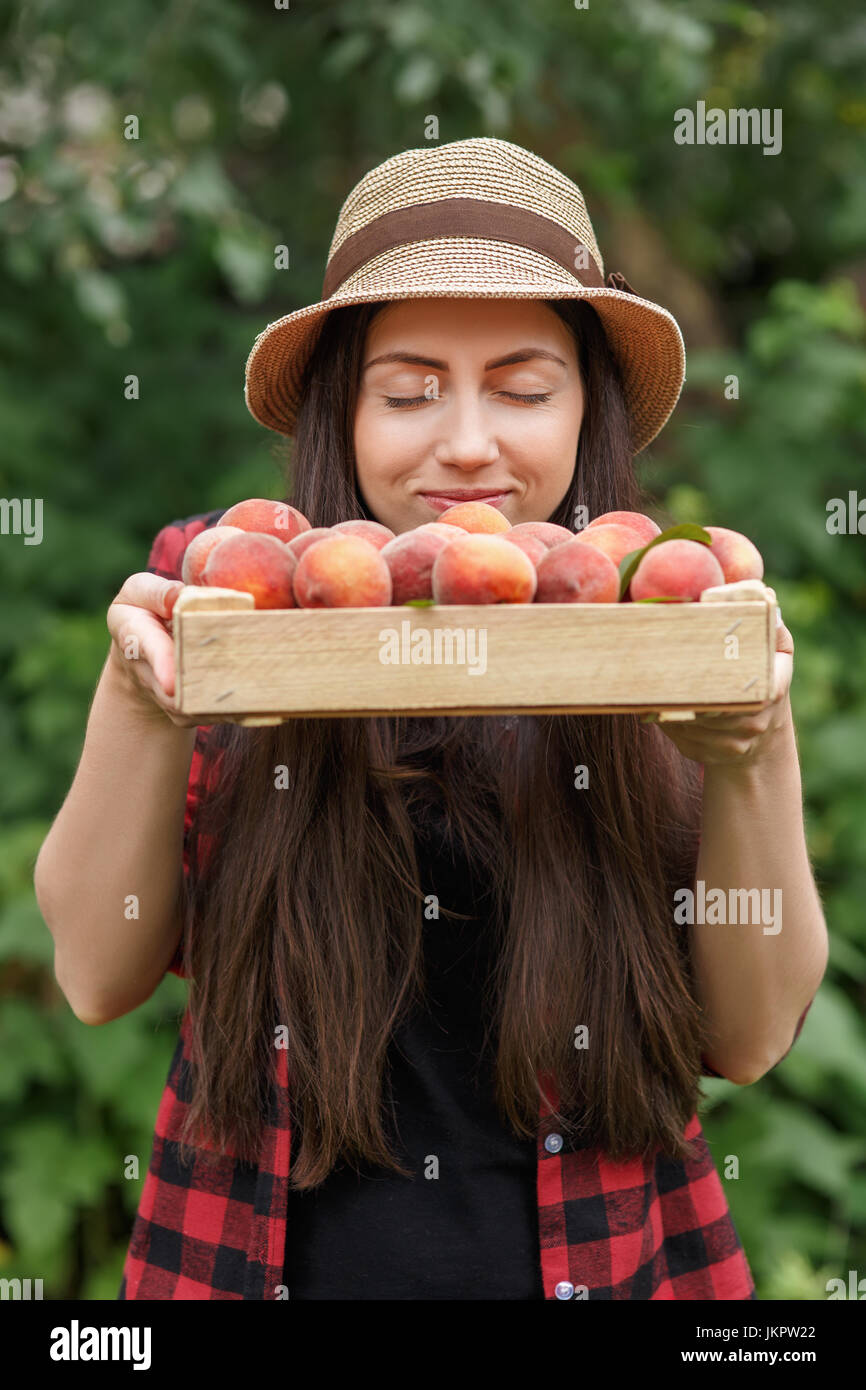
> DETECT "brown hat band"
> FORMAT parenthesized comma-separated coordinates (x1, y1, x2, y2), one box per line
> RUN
(321, 196, 637, 300)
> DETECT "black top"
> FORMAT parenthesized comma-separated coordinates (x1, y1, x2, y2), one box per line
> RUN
(282, 792, 544, 1300)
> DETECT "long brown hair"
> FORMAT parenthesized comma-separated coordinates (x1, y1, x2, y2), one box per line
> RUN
(178, 298, 707, 1187)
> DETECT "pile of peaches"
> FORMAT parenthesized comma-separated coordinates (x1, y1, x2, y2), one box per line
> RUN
(180, 497, 765, 609)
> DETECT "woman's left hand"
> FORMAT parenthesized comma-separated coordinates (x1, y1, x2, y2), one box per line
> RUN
(650, 609, 795, 768)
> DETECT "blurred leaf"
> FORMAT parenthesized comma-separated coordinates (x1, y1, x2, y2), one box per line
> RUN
(0, 1000, 67, 1101)
(169, 152, 235, 217)
(1, 1119, 117, 1255)
(753, 1102, 861, 1199)
(395, 55, 440, 103)
(321, 32, 375, 79)
(72, 270, 127, 325)
(63, 1010, 169, 1106)
(779, 985, 866, 1093)
(214, 224, 273, 304)
(0, 895, 55, 966)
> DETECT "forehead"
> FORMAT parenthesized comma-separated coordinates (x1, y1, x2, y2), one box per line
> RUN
(364, 297, 576, 361)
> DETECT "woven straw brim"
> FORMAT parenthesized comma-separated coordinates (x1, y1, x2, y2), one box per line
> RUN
(244, 239, 685, 456)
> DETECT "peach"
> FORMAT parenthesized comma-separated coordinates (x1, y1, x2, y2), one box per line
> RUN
(436, 500, 512, 534)
(293, 534, 392, 607)
(534, 539, 620, 603)
(584, 510, 661, 544)
(573, 522, 649, 569)
(502, 532, 548, 566)
(220, 497, 312, 542)
(202, 531, 297, 608)
(181, 525, 243, 586)
(704, 526, 764, 583)
(629, 538, 725, 602)
(331, 518, 396, 550)
(431, 533, 536, 604)
(287, 526, 333, 560)
(414, 521, 464, 537)
(508, 521, 575, 549)
(381, 528, 454, 604)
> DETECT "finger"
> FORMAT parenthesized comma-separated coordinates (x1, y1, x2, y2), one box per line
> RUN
(689, 712, 770, 734)
(162, 708, 202, 728)
(769, 650, 793, 703)
(164, 582, 185, 620)
(114, 572, 185, 618)
(775, 606, 794, 655)
(656, 729, 755, 763)
(107, 604, 177, 697)
(696, 649, 792, 719)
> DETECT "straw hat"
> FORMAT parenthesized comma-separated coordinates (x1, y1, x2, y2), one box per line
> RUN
(244, 137, 686, 455)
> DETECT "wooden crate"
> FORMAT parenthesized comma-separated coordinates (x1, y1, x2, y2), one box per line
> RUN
(171, 578, 779, 726)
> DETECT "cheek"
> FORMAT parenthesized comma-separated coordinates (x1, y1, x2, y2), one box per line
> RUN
(525, 417, 580, 503)
(353, 398, 373, 452)
(353, 406, 408, 500)
(353, 403, 381, 477)
(522, 413, 578, 466)
(355, 400, 427, 468)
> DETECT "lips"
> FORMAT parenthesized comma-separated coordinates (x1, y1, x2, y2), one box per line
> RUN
(421, 491, 510, 512)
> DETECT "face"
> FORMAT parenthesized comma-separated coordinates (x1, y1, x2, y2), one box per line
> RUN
(353, 298, 584, 534)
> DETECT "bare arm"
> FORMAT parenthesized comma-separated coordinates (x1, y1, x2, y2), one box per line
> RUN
(657, 616, 826, 1083)
(34, 573, 200, 1024)
(692, 700, 828, 1082)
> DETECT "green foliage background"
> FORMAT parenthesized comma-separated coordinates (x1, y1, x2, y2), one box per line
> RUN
(1, 0, 864, 1299)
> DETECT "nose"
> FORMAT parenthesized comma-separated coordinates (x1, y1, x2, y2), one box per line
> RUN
(433, 390, 501, 470)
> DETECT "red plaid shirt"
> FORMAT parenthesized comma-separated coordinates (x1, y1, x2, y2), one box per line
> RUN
(118, 515, 813, 1301)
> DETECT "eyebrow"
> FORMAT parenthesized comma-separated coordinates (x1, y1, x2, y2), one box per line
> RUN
(362, 347, 569, 373)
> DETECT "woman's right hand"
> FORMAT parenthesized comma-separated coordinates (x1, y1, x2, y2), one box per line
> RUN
(106, 573, 201, 727)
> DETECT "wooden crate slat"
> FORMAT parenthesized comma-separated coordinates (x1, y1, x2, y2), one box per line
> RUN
(173, 583, 775, 719)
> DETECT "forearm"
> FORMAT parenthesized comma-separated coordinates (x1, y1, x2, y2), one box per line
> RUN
(690, 700, 828, 1081)
(34, 651, 197, 1022)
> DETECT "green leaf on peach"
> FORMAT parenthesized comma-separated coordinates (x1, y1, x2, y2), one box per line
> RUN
(617, 524, 712, 599)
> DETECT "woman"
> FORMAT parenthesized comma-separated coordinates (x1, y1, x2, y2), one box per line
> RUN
(35, 137, 827, 1300)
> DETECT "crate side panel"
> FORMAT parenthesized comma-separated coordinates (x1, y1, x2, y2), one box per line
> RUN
(176, 603, 772, 715)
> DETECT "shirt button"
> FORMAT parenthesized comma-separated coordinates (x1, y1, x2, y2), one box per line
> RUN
(544, 1132, 563, 1153)
(555, 1281, 575, 1300)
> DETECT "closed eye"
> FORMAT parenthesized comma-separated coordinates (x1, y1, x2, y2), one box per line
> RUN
(384, 391, 552, 409)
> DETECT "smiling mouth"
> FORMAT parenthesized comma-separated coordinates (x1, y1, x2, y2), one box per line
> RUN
(420, 491, 511, 512)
